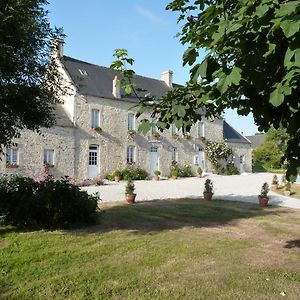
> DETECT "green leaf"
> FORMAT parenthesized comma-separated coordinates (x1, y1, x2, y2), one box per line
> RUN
(263, 43, 276, 58)
(229, 67, 242, 86)
(269, 87, 284, 107)
(276, 1, 300, 18)
(294, 49, 300, 67)
(138, 120, 152, 135)
(280, 17, 300, 38)
(255, 4, 269, 18)
(284, 47, 295, 67)
(124, 85, 133, 95)
(183, 46, 198, 66)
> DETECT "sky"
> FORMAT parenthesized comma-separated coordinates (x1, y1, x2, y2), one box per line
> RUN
(47, 0, 258, 136)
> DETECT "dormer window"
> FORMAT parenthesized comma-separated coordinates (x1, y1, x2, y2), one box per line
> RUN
(197, 121, 205, 138)
(91, 109, 100, 128)
(128, 113, 135, 131)
(78, 69, 88, 76)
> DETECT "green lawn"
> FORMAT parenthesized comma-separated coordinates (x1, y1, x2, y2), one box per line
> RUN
(1, 199, 300, 299)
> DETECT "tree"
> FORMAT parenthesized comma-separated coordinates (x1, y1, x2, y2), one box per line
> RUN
(0, 0, 64, 153)
(253, 126, 289, 171)
(112, 1, 300, 178)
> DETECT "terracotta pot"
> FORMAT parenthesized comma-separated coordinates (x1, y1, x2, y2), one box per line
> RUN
(203, 192, 213, 201)
(259, 197, 269, 207)
(171, 176, 178, 180)
(284, 190, 291, 196)
(114, 176, 121, 182)
(271, 184, 278, 191)
(125, 193, 136, 204)
(154, 175, 160, 181)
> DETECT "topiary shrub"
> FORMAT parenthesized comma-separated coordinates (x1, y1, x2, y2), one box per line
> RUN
(0, 176, 100, 228)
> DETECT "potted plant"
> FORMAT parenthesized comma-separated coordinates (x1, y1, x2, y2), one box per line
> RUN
(113, 170, 122, 182)
(5, 162, 19, 169)
(125, 179, 136, 204)
(258, 182, 269, 207)
(197, 167, 203, 178)
(284, 181, 291, 196)
(172, 133, 179, 140)
(93, 126, 102, 134)
(154, 170, 161, 181)
(271, 175, 279, 190)
(153, 132, 160, 139)
(170, 168, 179, 179)
(127, 129, 136, 140)
(203, 179, 214, 201)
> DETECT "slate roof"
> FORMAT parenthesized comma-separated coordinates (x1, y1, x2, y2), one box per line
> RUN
(62, 56, 172, 101)
(223, 120, 251, 144)
(246, 134, 267, 148)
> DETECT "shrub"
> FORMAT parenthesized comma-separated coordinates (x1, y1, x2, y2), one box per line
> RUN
(272, 175, 278, 185)
(197, 167, 203, 176)
(0, 176, 100, 228)
(154, 170, 161, 176)
(222, 164, 240, 175)
(179, 164, 194, 177)
(170, 168, 180, 177)
(258, 182, 269, 199)
(112, 170, 122, 178)
(125, 179, 135, 195)
(204, 179, 214, 194)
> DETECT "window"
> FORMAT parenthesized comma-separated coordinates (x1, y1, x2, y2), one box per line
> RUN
(89, 146, 98, 166)
(171, 147, 177, 161)
(170, 124, 177, 135)
(182, 127, 187, 136)
(127, 146, 135, 164)
(197, 122, 204, 138)
(78, 69, 88, 76)
(91, 109, 100, 128)
(6, 148, 18, 165)
(128, 113, 135, 130)
(44, 149, 54, 165)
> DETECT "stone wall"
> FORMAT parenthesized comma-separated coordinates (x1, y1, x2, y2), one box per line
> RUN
(0, 127, 76, 178)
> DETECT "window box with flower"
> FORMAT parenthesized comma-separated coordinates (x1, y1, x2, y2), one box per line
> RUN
(6, 162, 19, 169)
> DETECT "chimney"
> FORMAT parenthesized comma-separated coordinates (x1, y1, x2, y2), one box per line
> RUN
(160, 70, 173, 88)
(112, 75, 121, 98)
(51, 39, 64, 58)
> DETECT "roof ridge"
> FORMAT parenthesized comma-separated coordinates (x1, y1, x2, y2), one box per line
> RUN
(63, 55, 170, 85)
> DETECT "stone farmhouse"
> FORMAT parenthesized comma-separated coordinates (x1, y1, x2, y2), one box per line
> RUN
(0, 42, 252, 179)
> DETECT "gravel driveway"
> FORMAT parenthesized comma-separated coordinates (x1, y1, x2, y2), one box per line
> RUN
(83, 173, 300, 209)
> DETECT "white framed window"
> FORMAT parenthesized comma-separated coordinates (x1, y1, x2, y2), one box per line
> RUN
(44, 149, 54, 165)
(128, 113, 135, 130)
(127, 146, 135, 164)
(91, 109, 100, 128)
(6, 148, 18, 165)
(193, 155, 199, 165)
(197, 121, 204, 138)
(171, 147, 177, 161)
(170, 124, 178, 135)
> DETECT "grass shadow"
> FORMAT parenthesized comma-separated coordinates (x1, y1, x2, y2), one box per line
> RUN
(71, 197, 287, 235)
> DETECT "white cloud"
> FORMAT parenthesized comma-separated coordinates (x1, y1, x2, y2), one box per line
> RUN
(134, 4, 166, 25)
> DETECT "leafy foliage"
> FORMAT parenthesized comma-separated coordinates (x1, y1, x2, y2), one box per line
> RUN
(111, 1, 300, 178)
(0, 0, 65, 153)
(253, 127, 288, 170)
(259, 182, 269, 199)
(125, 179, 135, 195)
(206, 141, 233, 173)
(107, 167, 149, 181)
(203, 179, 214, 194)
(222, 164, 240, 176)
(0, 176, 100, 228)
